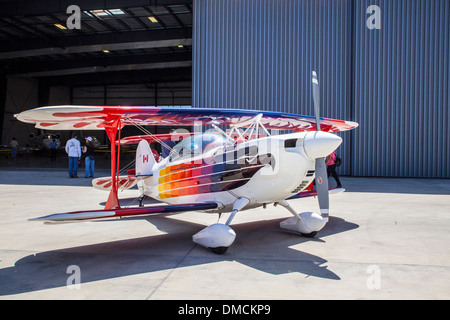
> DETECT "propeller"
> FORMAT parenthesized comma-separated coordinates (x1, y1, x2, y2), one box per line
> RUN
(312, 71, 321, 132)
(311, 71, 330, 221)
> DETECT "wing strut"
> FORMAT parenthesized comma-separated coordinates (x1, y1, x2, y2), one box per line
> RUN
(102, 118, 122, 209)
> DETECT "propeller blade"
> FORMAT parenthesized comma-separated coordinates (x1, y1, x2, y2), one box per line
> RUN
(312, 71, 321, 131)
(312, 71, 330, 221)
(315, 157, 330, 221)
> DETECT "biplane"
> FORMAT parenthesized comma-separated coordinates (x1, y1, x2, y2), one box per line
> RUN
(14, 72, 358, 254)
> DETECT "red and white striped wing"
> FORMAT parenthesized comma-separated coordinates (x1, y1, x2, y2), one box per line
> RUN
(92, 176, 138, 191)
(15, 105, 359, 132)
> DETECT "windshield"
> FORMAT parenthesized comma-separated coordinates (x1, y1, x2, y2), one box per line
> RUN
(169, 133, 226, 162)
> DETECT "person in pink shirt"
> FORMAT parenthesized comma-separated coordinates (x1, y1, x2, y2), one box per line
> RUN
(326, 151, 342, 188)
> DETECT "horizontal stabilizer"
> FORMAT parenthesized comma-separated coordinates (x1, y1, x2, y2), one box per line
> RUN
(29, 202, 218, 223)
(92, 175, 151, 191)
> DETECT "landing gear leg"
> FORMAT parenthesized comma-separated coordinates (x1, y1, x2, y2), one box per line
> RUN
(138, 194, 147, 207)
(193, 198, 250, 254)
(225, 197, 250, 226)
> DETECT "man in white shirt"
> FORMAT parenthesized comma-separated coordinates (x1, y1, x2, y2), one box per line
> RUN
(65, 132, 81, 178)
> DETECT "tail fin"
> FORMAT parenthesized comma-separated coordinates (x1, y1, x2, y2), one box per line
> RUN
(136, 139, 155, 176)
(136, 139, 155, 196)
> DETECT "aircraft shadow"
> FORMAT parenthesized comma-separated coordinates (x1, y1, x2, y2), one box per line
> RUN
(0, 216, 358, 296)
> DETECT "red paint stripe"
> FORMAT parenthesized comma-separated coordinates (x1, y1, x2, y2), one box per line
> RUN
(73, 122, 92, 128)
(39, 122, 58, 127)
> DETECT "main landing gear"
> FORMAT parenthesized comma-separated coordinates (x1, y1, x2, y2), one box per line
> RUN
(192, 198, 328, 255)
(138, 194, 147, 207)
(277, 200, 328, 237)
(192, 198, 249, 255)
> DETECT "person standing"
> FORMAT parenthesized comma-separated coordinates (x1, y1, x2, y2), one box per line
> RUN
(82, 136, 95, 178)
(326, 151, 342, 188)
(65, 133, 81, 178)
(49, 139, 57, 161)
(9, 137, 19, 160)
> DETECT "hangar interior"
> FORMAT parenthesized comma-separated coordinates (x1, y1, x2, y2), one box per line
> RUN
(0, 0, 193, 146)
(1, 0, 449, 178)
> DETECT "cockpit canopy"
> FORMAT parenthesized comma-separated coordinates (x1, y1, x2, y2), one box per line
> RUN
(169, 133, 226, 162)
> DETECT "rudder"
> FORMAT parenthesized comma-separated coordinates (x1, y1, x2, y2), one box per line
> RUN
(136, 139, 155, 176)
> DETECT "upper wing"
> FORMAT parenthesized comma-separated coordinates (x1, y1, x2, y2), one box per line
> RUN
(15, 105, 359, 132)
(29, 202, 218, 223)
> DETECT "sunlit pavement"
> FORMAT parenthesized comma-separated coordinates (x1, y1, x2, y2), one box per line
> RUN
(0, 163, 449, 299)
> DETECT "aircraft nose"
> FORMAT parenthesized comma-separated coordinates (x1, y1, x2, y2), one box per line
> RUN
(303, 131, 342, 160)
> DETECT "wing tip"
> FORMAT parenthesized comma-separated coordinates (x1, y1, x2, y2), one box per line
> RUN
(346, 121, 359, 129)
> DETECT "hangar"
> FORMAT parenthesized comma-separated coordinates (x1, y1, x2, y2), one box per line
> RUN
(1, 0, 449, 178)
(1, 0, 450, 301)
(0, 0, 193, 150)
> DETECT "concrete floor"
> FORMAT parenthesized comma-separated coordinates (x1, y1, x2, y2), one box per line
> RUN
(0, 154, 450, 300)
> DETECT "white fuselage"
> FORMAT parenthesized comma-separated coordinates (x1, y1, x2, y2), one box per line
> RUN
(138, 131, 341, 213)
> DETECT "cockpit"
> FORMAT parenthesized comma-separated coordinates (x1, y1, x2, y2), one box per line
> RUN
(168, 133, 226, 162)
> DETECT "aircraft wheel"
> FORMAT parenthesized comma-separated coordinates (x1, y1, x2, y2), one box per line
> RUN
(209, 246, 228, 255)
(301, 231, 318, 238)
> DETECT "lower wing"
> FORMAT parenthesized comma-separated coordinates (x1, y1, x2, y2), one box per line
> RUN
(288, 187, 345, 200)
(29, 202, 218, 223)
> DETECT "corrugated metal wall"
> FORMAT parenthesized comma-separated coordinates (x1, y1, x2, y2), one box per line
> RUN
(193, 0, 450, 178)
(193, 0, 355, 175)
(353, 0, 450, 177)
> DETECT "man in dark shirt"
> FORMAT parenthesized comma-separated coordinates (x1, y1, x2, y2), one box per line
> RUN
(82, 137, 96, 178)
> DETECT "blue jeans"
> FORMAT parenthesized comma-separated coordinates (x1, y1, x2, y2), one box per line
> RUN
(85, 157, 95, 178)
(68, 157, 78, 177)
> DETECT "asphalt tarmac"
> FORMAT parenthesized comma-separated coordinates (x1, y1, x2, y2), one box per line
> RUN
(0, 155, 449, 300)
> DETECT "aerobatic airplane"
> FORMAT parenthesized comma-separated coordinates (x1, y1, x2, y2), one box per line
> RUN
(15, 72, 358, 254)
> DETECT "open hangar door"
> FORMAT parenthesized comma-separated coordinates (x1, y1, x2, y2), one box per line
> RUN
(0, 0, 193, 148)
(71, 83, 192, 144)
